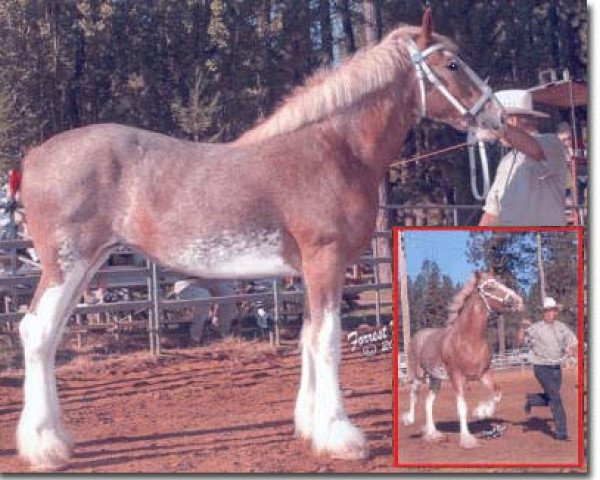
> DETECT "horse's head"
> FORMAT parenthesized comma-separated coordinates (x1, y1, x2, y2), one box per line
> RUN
(403, 9, 505, 133)
(476, 270, 524, 313)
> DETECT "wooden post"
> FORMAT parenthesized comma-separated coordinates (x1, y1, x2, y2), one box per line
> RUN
(398, 232, 411, 355)
(151, 262, 161, 355)
(76, 313, 83, 350)
(536, 232, 547, 303)
(272, 278, 280, 347)
(146, 261, 155, 355)
(371, 238, 381, 327)
(497, 314, 506, 358)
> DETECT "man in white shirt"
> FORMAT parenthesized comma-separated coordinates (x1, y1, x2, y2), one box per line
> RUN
(517, 297, 578, 441)
(479, 90, 567, 226)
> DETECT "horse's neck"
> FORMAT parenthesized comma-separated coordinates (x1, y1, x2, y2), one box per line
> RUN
(453, 293, 488, 338)
(327, 79, 420, 179)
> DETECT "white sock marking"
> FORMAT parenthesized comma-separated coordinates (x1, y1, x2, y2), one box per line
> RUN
(424, 390, 438, 435)
(311, 307, 367, 459)
(294, 323, 315, 440)
(18, 261, 87, 469)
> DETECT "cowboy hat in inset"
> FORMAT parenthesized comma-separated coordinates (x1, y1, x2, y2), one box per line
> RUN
(495, 89, 550, 118)
(542, 296, 563, 310)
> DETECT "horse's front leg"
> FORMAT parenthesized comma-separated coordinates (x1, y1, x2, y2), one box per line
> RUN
(473, 370, 502, 419)
(298, 246, 368, 460)
(451, 373, 479, 449)
(294, 313, 316, 440)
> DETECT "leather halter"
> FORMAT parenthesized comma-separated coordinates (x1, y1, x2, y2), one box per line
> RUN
(478, 278, 517, 313)
(406, 38, 493, 120)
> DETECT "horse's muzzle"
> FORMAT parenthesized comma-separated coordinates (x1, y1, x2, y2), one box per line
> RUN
(505, 295, 524, 312)
(474, 99, 506, 132)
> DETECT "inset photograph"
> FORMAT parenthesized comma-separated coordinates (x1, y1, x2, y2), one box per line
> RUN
(393, 227, 585, 471)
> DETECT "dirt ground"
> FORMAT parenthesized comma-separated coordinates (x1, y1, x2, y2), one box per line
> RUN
(0, 337, 396, 473)
(396, 367, 585, 471)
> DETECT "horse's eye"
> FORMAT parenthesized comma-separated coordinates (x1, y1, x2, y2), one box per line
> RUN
(447, 61, 459, 71)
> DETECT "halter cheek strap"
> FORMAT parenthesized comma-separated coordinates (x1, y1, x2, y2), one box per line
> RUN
(406, 38, 493, 120)
(478, 278, 516, 313)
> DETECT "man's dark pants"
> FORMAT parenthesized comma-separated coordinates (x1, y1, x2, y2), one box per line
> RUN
(527, 364, 567, 437)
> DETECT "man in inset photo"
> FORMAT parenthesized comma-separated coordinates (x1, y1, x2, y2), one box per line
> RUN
(518, 297, 578, 441)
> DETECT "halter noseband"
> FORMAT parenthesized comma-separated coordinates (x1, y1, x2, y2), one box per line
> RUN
(406, 38, 493, 120)
(477, 278, 516, 313)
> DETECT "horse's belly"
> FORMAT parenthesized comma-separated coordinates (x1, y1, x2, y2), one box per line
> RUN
(166, 229, 300, 279)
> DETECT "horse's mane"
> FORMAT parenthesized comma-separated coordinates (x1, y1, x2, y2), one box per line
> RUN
(446, 273, 478, 326)
(236, 26, 456, 144)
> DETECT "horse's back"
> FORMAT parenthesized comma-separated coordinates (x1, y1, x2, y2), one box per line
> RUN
(21, 124, 219, 260)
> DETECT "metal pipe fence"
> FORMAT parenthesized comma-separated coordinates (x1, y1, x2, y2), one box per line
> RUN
(0, 235, 394, 355)
(0, 202, 587, 355)
(381, 203, 587, 227)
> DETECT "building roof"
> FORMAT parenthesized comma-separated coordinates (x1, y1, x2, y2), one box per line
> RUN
(528, 80, 587, 108)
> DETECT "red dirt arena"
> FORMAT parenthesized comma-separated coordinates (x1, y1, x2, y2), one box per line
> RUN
(396, 367, 585, 471)
(0, 338, 396, 473)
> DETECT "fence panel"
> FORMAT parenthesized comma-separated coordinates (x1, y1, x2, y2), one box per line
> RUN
(0, 236, 394, 354)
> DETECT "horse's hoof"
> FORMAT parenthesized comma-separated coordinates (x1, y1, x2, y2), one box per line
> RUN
(401, 412, 415, 425)
(330, 443, 370, 461)
(17, 426, 72, 471)
(459, 434, 480, 449)
(314, 418, 369, 460)
(293, 411, 313, 441)
(473, 401, 495, 419)
(294, 399, 314, 441)
(423, 430, 446, 443)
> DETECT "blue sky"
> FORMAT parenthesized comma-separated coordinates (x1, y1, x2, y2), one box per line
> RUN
(401, 231, 473, 285)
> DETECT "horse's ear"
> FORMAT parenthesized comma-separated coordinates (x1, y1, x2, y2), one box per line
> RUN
(417, 7, 434, 49)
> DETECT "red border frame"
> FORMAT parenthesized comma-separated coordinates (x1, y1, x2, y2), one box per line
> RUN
(391, 225, 586, 470)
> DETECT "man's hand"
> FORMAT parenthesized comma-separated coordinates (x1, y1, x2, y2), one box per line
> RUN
(473, 128, 503, 143)
(479, 212, 498, 226)
(500, 125, 545, 160)
(516, 318, 531, 347)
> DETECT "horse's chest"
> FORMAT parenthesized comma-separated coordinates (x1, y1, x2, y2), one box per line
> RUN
(455, 347, 490, 378)
(168, 229, 299, 279)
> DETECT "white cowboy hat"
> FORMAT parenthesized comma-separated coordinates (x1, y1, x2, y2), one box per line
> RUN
(495, 89, 550, 118)
(542, 296, 562, 310)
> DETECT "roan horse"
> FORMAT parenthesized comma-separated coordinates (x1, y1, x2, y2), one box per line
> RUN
(16, 10, 505, 469)
(401, 271, 524, 448)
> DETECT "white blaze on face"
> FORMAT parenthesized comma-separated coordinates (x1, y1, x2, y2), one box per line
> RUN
(174, 229, 299, 279)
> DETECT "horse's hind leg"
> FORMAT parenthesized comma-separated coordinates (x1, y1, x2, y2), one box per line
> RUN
(301, 247, 368, 460)
(401, 347, 422, 425)
(473, 370, 501, 419)
(17, 250, 108, 470)
(401, 377, 421, 425)
(422, 377, 445, 442)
